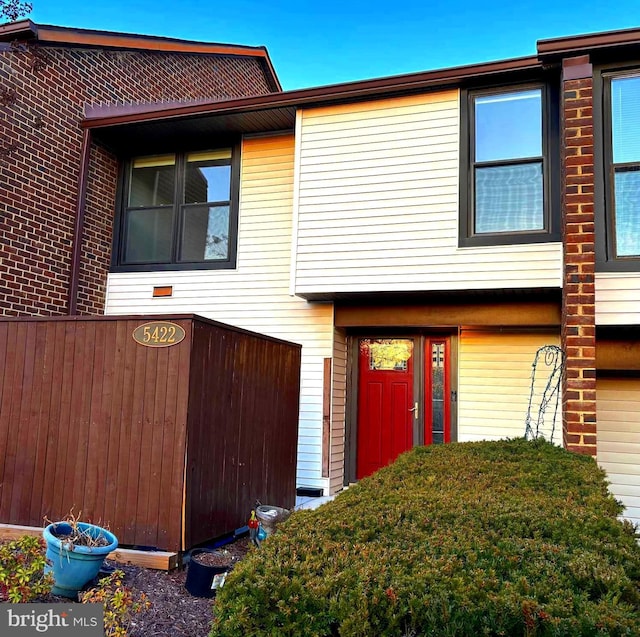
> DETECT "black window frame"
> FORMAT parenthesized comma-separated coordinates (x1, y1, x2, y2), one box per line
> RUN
(595, 62, 640, 270)
(111, 142, 241, 272)
(459, 82, 560, 247)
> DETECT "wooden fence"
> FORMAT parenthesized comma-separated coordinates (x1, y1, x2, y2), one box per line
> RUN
(0, 314, 300, 551)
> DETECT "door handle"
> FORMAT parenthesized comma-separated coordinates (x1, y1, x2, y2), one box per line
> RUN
(408, 402, 419, 420)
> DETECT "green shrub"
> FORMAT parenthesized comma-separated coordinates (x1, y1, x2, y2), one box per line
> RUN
(0, 535, 53, 602)
(211, 439, 640, 637)
(80, 569, 151, 637)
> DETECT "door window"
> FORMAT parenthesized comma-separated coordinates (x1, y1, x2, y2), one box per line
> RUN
(430, 341, 446, 444)
(362, 339, 413, 371)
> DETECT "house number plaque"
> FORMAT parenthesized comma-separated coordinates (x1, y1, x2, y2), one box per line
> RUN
(132, 321, 186, 347)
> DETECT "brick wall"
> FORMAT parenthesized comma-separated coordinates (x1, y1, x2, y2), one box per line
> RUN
(0, 42, 274, 316)
(560, 56, 597, 456)
(79, 142, 119, 315)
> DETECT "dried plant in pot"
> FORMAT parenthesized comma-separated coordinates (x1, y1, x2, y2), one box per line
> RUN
(43, 511, 118, 598)
(185, 548, 237, 598)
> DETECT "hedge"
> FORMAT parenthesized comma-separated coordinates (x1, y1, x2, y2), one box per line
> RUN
(211, 439, 640, 636)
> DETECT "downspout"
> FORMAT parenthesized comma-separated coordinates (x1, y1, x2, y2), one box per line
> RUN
(68, 127, 92, 315)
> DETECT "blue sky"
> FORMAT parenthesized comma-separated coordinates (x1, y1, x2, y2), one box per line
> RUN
(30, 1, 640, 90)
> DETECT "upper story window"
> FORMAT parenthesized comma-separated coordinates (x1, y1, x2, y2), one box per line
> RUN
(608, 74, 640, 259)
(460, 85, 559, 246)
(112, 145, 240, 272)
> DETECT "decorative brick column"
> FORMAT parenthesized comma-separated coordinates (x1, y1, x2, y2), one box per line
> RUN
(561, 55, 597, 456)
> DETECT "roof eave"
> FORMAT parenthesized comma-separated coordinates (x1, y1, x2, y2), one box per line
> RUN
(33, 23, 267, 57)
(0, 19, 37, 41)
(537, 27, 640, 61)
(83, 54, 542, 131)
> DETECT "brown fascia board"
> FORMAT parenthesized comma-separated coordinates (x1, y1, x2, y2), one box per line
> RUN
(0, 19, 37, 40)
(538, 26, 640, 60)
(0, 20, 282, 91)
(83, 54, 541, 130)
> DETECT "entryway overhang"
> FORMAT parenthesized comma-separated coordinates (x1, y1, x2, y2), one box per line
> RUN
(332, 289, 562, 329)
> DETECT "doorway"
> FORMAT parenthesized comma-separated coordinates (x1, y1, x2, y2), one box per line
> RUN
(355, 335, 454, 479)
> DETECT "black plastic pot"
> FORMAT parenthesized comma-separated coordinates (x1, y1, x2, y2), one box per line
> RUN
(185, 549, 232, 598)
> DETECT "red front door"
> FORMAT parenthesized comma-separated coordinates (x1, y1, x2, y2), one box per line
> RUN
(356, 336, 451, 480)
(356, 338, 415, 479)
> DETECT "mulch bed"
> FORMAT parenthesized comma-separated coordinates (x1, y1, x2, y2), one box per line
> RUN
(124, 537, 251, 637)
(31, 537, 252, 637)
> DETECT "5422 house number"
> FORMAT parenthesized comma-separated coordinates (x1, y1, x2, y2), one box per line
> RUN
(132, 321, 186, 348)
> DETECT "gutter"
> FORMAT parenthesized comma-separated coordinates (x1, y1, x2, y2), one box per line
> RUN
(537, 27, 640, 60)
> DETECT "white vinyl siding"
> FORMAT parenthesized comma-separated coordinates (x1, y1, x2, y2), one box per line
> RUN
(458, 331, 562, 443)
(293, 92, 562, 296)
(105, 134, 333, 492)
(596, 272, 640, 325)
(597, 378, 640, 527)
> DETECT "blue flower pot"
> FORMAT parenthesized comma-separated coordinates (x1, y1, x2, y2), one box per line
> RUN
(43, 522, 118, 598)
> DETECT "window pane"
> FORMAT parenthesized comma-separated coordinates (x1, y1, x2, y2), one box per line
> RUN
(614, 169, 640, 256)
(129, 156, 175, 207)
(359, 339, 413, 372)
(180, 205, 230, 261)
(475, 90, 542, 162)
(124, 208, 173, 263)
(612, 76, 640, 164)
(185, 160, 231, 204)
(475, 162, 543, 233)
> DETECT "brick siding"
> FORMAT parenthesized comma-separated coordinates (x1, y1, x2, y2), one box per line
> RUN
(560, 58, 597, 456)
(0, 42, 273, 316)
